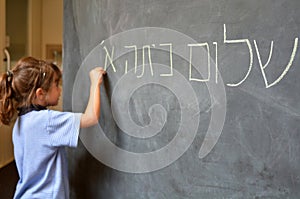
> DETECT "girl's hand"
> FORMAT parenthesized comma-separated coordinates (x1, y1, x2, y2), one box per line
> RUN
(81, 67, 106, 128)
(89, 67, 106, 86)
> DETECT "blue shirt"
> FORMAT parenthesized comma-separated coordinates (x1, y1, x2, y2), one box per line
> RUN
(12, 110, 82, 199)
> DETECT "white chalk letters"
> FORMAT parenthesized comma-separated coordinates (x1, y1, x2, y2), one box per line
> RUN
(101, 24, 298, 88)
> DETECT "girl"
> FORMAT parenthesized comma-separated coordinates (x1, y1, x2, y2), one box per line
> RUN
(0, 56, 106, 199)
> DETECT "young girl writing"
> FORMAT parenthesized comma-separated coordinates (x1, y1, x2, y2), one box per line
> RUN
(0, 56, 106, 199)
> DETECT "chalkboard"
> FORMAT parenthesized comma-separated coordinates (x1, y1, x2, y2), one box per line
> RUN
(63, 0, 300, 198)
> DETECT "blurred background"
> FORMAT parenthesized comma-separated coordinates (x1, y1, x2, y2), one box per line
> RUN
(0, 1, 62, 198)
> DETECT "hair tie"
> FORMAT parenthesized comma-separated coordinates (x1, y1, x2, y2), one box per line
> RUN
(39, 68, 46, 79)
(6, 70, 13, 82)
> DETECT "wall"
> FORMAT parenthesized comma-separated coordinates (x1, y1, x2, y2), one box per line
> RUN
(42, 0, 63, 61)
(28, 0, 63, 61)
(28, 0, 42, 59)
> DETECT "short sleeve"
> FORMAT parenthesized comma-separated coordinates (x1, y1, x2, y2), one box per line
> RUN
(46, 110, 82, 148)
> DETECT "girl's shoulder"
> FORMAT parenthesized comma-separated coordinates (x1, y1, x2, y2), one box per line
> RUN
(19, 109, 78, 123)
(46, 110, 82, 128)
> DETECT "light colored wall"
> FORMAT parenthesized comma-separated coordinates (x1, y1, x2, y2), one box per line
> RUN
(28, 0, 63, 60)
(41, 0, 63, 60)
(28, 0, 42, 59)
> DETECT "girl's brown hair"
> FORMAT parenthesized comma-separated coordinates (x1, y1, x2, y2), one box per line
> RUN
(0, 56, 62, 125)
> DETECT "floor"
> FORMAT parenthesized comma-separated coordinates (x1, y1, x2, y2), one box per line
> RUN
(0, 161, 18, 199)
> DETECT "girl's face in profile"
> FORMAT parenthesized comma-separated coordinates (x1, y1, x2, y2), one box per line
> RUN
(45, 74, 61, 106)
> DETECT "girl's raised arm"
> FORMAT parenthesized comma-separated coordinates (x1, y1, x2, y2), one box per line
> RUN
(80, 67, 106, 128)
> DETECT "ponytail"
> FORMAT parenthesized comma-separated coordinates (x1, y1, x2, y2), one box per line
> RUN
(0, 71, 16, 125)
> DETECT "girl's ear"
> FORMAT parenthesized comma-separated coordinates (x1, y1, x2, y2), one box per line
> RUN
(35, 88, 46, 101)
